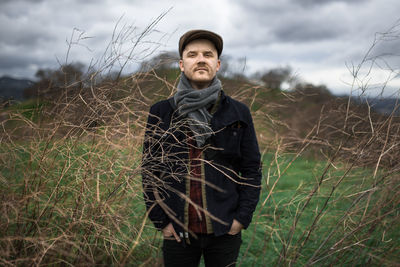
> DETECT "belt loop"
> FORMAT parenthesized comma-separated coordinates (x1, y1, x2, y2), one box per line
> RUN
(179, 232, 187, 248)
(185, 232, 191, 245)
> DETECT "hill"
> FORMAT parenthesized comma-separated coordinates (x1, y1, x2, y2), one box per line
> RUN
(353, 96, 400, 115)
(0, 76, 33, 101)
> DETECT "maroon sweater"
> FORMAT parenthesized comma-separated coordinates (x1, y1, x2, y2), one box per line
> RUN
(188, 136, 208, 233)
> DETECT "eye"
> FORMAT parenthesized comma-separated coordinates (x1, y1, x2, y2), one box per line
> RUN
(204, 51, 216, 58)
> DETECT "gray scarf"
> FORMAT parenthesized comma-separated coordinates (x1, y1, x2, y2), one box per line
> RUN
(174, 74, 221, 147)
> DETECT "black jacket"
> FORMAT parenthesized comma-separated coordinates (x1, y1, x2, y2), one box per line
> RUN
(142, 90, 262, 237)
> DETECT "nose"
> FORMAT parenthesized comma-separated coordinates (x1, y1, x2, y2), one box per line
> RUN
(196, 53, 206, 62)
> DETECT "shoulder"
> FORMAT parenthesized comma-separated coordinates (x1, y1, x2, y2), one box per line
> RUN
(146, 98, 176, 129)
(225, 95, 249, 111)
(213, 92, 253, 128)
(223, 94, 252, 119)
(149, 99, 173, 115)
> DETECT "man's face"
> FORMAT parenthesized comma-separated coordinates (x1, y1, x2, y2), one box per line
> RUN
(179, 39, 221, 89)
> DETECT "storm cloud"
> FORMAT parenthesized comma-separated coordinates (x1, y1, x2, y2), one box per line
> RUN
(1, 0, 399, 96)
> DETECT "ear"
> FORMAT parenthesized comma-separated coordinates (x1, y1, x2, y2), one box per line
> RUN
(216, 59, 221, 72)
(179, 59, 184, 72)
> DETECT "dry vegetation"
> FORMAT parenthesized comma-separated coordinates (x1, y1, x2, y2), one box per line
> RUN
(1, 19, 399, 266)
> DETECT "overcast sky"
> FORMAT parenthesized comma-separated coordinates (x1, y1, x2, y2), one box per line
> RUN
(1, 0, 400, 97)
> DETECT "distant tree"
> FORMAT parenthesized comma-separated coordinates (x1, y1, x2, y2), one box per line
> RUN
(139, 51, 179, 72)
(24, 62, 85, 100)
(258, 66, 294, 90)
(294, 83, 333, 103)
(218, 55, 248, 80)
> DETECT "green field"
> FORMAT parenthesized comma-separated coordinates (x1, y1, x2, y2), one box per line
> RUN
(1, 140, 398, 266)
(238, 153, 399, 266)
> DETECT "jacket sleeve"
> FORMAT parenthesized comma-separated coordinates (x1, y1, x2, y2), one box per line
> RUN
(235, 106, 262, 229)
(141, 104, 170, 230)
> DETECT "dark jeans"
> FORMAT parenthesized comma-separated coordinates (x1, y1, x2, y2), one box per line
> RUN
(162, 233, 242, 267)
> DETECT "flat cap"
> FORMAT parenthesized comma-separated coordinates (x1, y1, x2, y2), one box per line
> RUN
(179, 29, 223, 58)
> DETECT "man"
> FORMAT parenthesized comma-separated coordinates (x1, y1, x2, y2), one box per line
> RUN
(142, 29, 262, 267)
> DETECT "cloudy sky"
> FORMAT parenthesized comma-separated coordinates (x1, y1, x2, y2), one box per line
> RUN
(1, 0, 400, 96)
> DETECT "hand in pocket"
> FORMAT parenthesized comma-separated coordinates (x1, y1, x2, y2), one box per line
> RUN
(162, 223, 181, 242)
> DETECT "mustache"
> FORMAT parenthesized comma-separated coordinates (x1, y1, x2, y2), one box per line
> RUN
(194, 65, 209, 71)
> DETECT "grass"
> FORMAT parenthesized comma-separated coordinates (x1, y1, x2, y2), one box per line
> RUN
(238, 154, 400, 266)
(0, 139, 152, 265)
(6, 99, 47, 122)
(2, 139, 398, 266)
